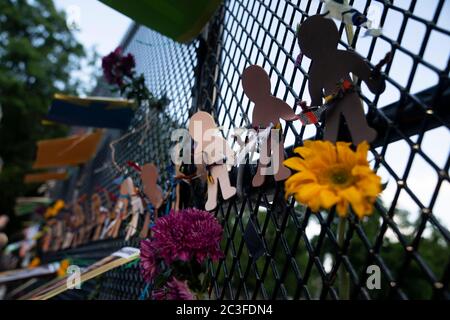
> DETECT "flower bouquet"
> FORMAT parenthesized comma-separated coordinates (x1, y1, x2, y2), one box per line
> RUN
(140, 208, 224, 300)
(102, 47, 168, 109)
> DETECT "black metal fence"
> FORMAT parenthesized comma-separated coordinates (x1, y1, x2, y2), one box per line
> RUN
(40, 0, 449, 300)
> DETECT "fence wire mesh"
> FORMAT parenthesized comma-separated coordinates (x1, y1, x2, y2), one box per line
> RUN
(39, 0, 449, 300)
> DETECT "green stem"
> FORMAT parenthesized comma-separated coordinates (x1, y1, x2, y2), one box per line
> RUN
(338, 217, 350, 300)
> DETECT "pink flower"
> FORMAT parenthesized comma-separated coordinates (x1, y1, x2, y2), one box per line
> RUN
(152, 208, 224, 264)
(152, 277, 195, 300)
(139, 239, 159, 283)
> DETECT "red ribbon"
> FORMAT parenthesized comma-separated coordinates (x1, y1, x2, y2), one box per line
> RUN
(126, 161, 142, 172)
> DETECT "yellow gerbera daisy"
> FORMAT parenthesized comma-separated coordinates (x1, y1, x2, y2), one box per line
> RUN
(284, 140, 381, 219)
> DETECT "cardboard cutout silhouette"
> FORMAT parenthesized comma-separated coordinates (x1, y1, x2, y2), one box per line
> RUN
(107, 178, 132, 239)
(241, 65, 297, 187)
(91, 193, 106, 241)
(97, 188, 113, 240)
(72, 201, 86, 247)
(51, 219, 64, 251)
(297, 15, 385, 144)
(188, 111, 236, 211)
(125, 183, 144, 241)
(139, 163, 164, 238)
(61, 211, 74, 249)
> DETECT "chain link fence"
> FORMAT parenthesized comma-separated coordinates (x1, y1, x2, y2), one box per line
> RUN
(38, 0, 449, 300)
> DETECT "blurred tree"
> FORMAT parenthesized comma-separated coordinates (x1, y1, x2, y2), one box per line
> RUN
(0, 0, 85, 234)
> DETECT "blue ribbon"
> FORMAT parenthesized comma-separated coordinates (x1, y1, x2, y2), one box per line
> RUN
(139, 283, 152, 300)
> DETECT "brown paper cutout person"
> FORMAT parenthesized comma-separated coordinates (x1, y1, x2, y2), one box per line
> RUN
(297, 15, 385, 144)
(189, 111, 236, 211)
(91, 193, 106, 241)
(242, 65, 298, 187)
(72, 201, 85, 247)
(107, 177, 133, 239)
(124, 178, 144, 241)
(51, 219, 64, 251)
(139, 163, 164, 238)
(61, 210, 74, 249)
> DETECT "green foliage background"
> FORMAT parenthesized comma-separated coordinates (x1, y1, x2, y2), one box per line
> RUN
(0, 0, 85, 234)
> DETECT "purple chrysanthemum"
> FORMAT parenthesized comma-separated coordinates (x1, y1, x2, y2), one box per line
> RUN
(139, 239, 159, 283)
(152, 208, 224, 264)
(152, 277, 195, 300)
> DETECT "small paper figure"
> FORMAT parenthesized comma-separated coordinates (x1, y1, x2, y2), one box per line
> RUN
(91, 193, 107, 241)
(241, 65, 298, 187)
(61, 212, 75, 250)
(107, 178, 132, 239)
(72, 202, 86, 247)
(188, 111, 236, 211)
(296, 15, 386, 144)
(125, 188, 144, 241)
(139, 163, 164, 238)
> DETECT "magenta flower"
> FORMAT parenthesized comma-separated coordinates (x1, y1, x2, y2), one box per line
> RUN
(102, 47, 136, 86)
(152, 208, 224, 264)
(139, 239, 159, 283)
(152, 277, 195, 300)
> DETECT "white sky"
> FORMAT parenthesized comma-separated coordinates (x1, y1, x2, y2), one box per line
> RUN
(53, 0, 131, 56)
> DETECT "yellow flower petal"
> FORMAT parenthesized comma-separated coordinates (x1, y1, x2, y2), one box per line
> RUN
(336, 141, 356, 166)
(340, 187, 366, 217)
(284, 140, 381, 220)
(293, 145, 312, 159)
(283, 157, 305, 171)
(336, 200, 349, 217)
(356, 141, 369, 165)
(319, 189, 340, 209)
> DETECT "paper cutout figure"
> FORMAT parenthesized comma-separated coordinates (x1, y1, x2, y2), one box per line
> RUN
(188, 111, 236, 211)
(46, 94, 135, 130)
(296, 15, 386, 144)
(241, 65, 297, 187)
(94, 188, 113, 240)
(72, 202, 86, 247)
(61, 211, 75, 250)
(322, 0, 382, 37)
(107, 177, 138, 239)
(139, 163, 163, 238)
(91, 193, 107, 241)
(51, 220, 64, 251)
(41, 220, 54, 253)
(125, 190, 144, 241)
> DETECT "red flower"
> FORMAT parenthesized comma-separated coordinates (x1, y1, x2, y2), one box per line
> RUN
(102, 47, 136, 86)
(152, 277, 195, 300)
